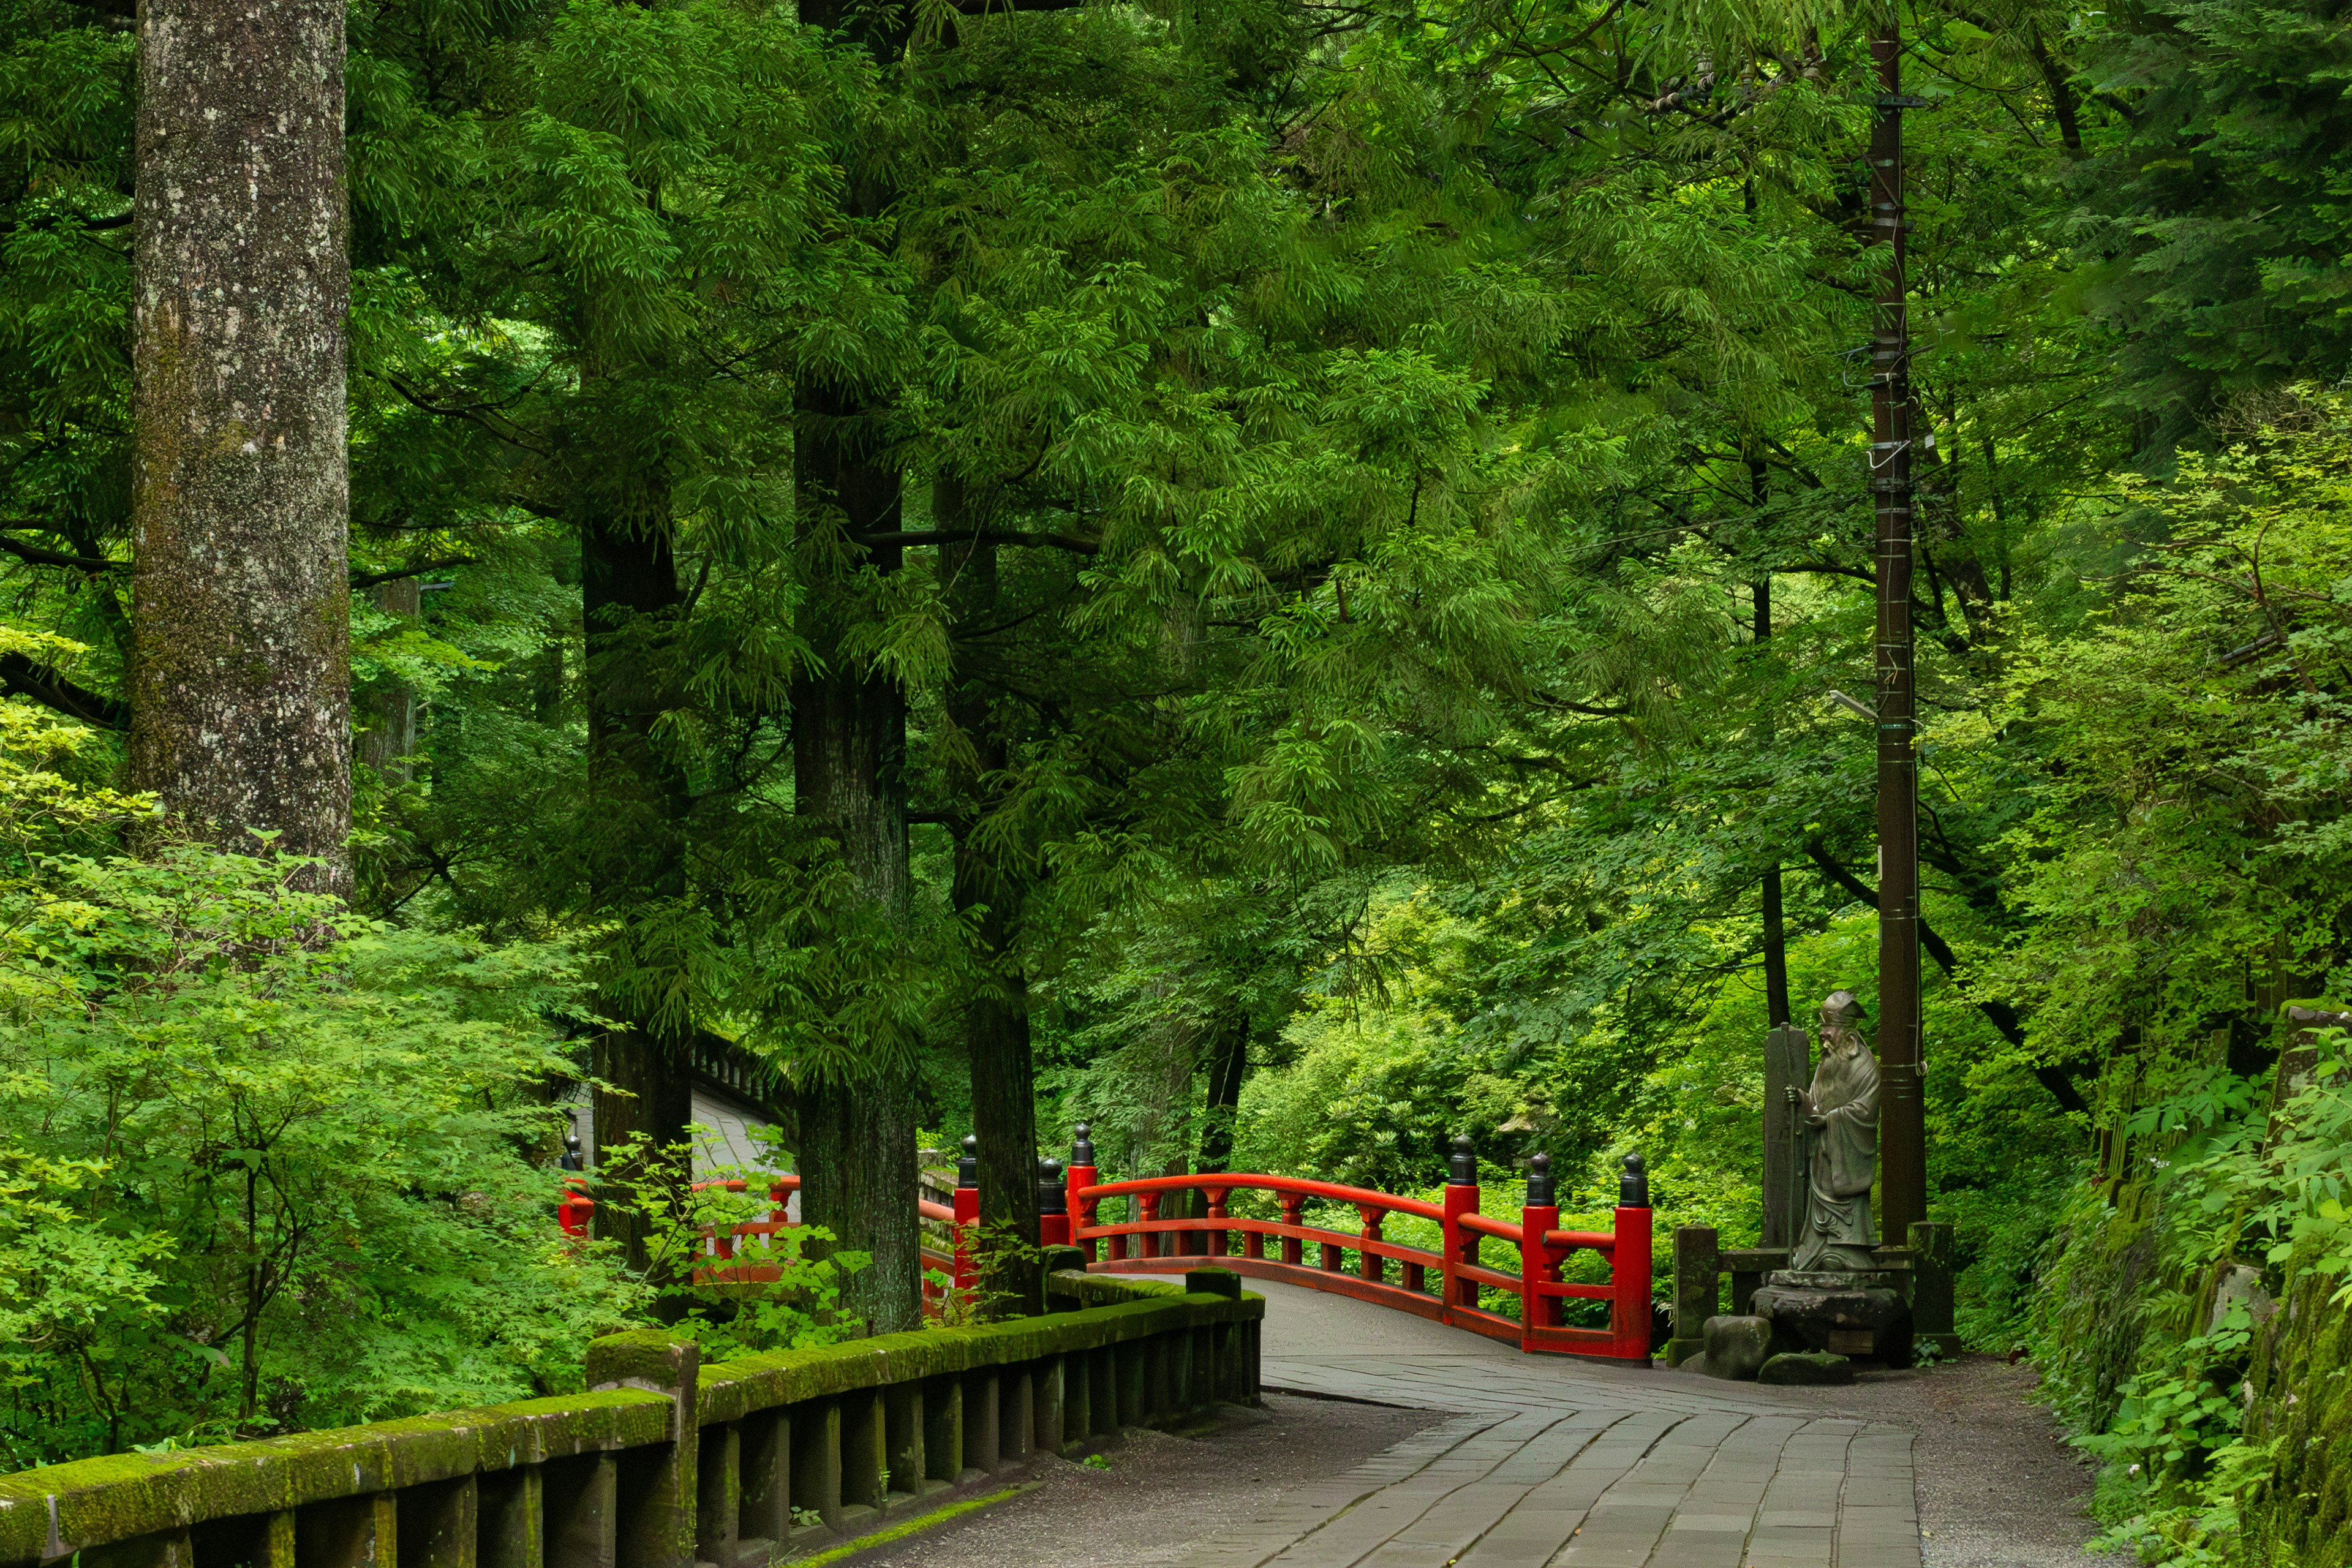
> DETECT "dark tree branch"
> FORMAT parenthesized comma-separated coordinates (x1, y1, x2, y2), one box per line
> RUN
(1804, 840, 2089, 1116)
(350, 557, 478, 590)
(1785, 560, 1877, 586)
(861, 529, 1099, 556)
(0, 535, 118, 573)
(1532, 692, 1634, 717)
(0, 654, 128, 729)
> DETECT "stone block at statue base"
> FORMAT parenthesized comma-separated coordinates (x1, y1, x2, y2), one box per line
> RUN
(1751, 1272, 1912, 1366)
(1689, 1315, 1773, 1381)
(1758, 1351, 1855, 1385)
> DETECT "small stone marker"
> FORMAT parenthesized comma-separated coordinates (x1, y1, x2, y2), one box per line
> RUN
(1761, 1023, 1811, 1248)
(1693, 1314, 1773, 1381)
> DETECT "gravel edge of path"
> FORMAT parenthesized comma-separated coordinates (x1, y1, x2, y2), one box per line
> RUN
(1766, 1354, 2099, 1568)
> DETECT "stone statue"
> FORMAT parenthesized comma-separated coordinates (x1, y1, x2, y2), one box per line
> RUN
(1784, 990, 1880, 1272)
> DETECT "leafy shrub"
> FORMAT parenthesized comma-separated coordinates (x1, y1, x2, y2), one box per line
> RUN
(0, 683, 644, 1468)
(590, 1130, 868, 1357)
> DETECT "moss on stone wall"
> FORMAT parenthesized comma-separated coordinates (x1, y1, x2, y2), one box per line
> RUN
(0, 1390, 673, 1563)
(0, 1275, 1261, 1565)
(2029, 1138, 2352, 1562)
(2242, 1265, 2352, 1566)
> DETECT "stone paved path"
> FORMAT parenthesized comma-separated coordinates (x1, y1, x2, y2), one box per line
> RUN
(1167, 1279, 1921, 1568)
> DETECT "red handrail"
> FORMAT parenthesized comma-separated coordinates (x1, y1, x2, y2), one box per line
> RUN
(1068, 1148, 1654, 1362)
(554, 1136, 1654, 1360)
(560, 1169, 981, 1315)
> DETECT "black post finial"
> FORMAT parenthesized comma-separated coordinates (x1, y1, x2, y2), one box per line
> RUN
(1447, 1134, 1477, 1186)
(1072, 1123, 1096, 1166)
(1619, 1152, 1649, 1208)
(1038, 1156, 1068, 1216)
(957, 1134, 979, 1189)
(1525, 1152, 1555, 1206)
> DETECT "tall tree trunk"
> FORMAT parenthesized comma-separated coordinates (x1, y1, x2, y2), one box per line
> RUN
(358, 578, 420, 782)
(960, 862, 1039, 1310)
(793, 378, 921, 1335)
(1196, 1019, 1249, 1173)
(583, 501, 694, 1275)
(788, 0, 927, 1334)
(943, 511, 1045, 1315)
(127, 0, 351, 889)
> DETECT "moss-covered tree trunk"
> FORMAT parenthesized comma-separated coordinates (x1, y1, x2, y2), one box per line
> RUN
(793, 374, 921, 1335)
(583, 502, 696, 1275)
(127, 0, 350, 886)
(943, 522, 1044, 1314)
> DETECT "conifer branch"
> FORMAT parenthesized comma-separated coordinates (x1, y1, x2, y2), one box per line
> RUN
(350, 559, 480, 590)
(1785, 560, 1877, 586)
(1532, 692, 1633, 717)
(862, 529, 1099, 555)
(0, 533, 119, 574)
(0, 654, 127, 730)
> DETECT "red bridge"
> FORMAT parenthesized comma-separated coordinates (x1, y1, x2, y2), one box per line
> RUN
(561, 1131, 1655, 1362)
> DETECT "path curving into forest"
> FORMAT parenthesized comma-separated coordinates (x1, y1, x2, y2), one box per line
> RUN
(1178, 1278, 1923, 1568)
(852, 1278, 2093, 1568)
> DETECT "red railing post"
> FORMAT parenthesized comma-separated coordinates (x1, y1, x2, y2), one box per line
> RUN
(1039, 1156, 1071, 1248)
(1441, 1134, 1479, 1317)
(1612, 1153, 1654, 1360)
(1137, 1191, 1161, 1259)
(1520, 1153, 1561, 1351)
(953, 1136, 980, 1294)
(1067, 1125, 1099, 1264)
(558, 1174, 594, 1238)
(1357, 1205, 1384, 1284)
(1278, 1193, 1306, 1265)
(1206, 1187, 1231, 1257)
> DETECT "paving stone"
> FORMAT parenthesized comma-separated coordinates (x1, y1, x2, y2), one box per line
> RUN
(1160, 1278, 1921, 1568)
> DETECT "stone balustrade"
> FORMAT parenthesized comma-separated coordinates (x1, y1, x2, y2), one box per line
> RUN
(0, 1272, 1261, 1568)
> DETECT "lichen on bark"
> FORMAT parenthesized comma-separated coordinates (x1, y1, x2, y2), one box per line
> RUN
(126, 0, 353, 890)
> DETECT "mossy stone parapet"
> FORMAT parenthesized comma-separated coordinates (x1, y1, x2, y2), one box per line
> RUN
(696, 1283, 1253, 1424)
(0, 1392, 672, 1564)
(0, 1277, 1260, 1568)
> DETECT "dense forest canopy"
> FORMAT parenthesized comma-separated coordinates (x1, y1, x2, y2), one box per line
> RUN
(7, 0, 2352, 1556)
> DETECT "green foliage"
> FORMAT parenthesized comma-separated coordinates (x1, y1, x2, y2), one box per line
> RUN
(590, 1132, 868, 1359)
(11, 1, 2352, 1545)
(0, 694, 642, 1469)
(2077, 0, 2352, 440)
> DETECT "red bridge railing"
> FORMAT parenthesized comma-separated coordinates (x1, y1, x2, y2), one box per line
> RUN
(1052, 1131, 1654, 1361)
(557, 1167, 982, 1312)
(557, 1132, 1651, 1359)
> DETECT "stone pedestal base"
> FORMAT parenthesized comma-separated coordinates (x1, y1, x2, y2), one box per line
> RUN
(1749, 1271, 1912, 1366)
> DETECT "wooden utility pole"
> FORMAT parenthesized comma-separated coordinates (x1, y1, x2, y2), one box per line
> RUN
(127, 0, 352, 889)
(1869, 6, 1928, 1241)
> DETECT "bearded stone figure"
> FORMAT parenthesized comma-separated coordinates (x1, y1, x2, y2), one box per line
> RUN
(1785, 990, 1881, 1272)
